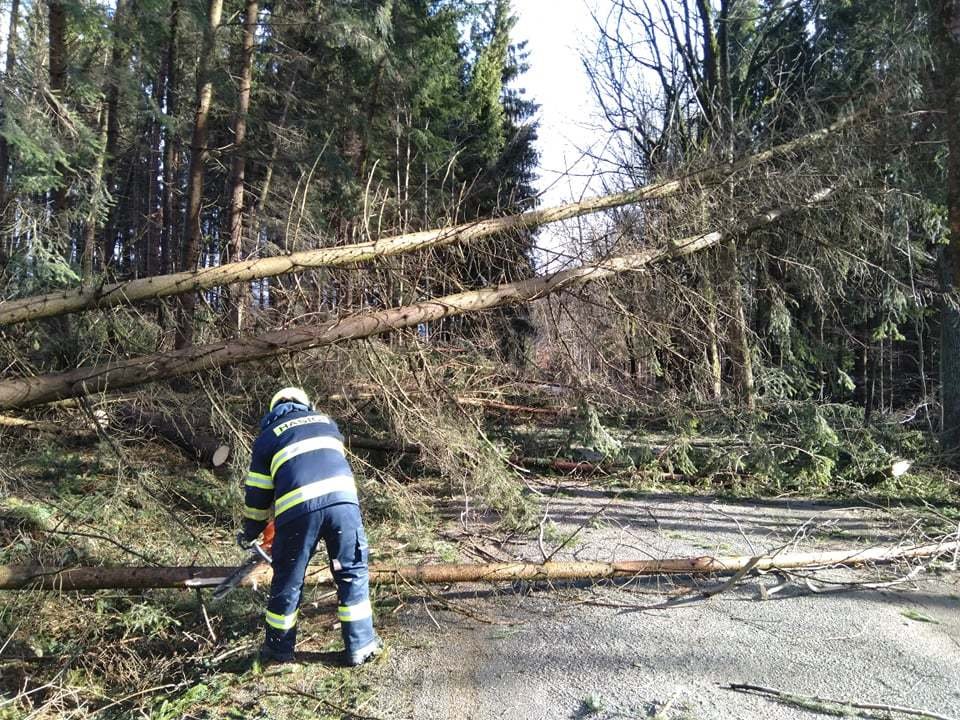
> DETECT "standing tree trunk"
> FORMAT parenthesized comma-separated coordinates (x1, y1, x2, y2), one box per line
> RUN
(247, 77, 293, 250)
(695, 0, 755, 409)
(100, 0, 129, 271)
(176, 0, 224, 349)
(705, 282, 723, 402)
(225, 0, 258, 334)
(145, 71, 165, 278)
(83, 0, 129, 279)
(80, 102, 109, 279)
(932, 0, 960, 462)
(161, 0, 181, 276)
(48, 0, 69, 244)
(0, 0, 20, 267)
(720, 242, 756, 409)
(251, 76, 294, 318)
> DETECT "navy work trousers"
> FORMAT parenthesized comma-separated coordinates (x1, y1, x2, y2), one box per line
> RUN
(263, 503, 376, 658)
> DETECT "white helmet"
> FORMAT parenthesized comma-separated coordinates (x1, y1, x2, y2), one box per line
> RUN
(270, 386, 312, 411)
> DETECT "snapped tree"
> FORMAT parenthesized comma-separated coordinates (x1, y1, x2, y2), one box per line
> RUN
(0, 190, 834, 409)
(0, 113, 857, 327)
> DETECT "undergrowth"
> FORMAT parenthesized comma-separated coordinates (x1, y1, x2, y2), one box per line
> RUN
(0, 432, 402, 719)
(501, 399, 959, 505)
(1, 347, 957, 717)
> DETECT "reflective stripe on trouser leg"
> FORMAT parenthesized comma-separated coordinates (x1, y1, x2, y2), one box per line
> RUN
(322, 503, 376, 655)
(264, 511, 323, 657)
(337, 599, 372, 623)
(265, 609, 298, 630)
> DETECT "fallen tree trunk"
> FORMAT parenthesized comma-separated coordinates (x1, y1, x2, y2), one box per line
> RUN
(0, 114, 859, 327)
(513, 456, 618, 474)
(345, 440, 740, 482)
(115, 405, 231, 467)
(727, 684, 955, 720)
(0, 541, 953, 591)
(0, 411, 104, 438)
(456, 398, 573, 415)
(346, 435, 421, 455)
(324, 390, 572, 416)
(0, 191, 834, 410)
(0, 414, 61, 433)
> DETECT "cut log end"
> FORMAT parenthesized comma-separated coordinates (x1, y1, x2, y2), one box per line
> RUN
(211, 445, 231, 467)
(115, 404, 233, 469)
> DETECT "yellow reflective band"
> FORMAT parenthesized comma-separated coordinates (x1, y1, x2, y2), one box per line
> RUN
(274, 475, 357, 516)
(243, 505, 270, 521)
(337, 599, 372, 623)
(265, 609, 298, 630)
(245, 472, 274, 490)
(270, 436, 345, 476)
(273, 415, 332, 437)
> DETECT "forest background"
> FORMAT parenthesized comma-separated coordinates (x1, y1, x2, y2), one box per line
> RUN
(1, 0, 958, 487)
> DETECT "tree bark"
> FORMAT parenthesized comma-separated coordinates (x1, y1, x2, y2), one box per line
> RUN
(48, 0, 69, 233)
(0, 412, 103, 441)
(703, 273, 723, 401)
(176, 0, 224, 349)
(80, 102, 109, 280)
(224, 0, 258, 333)
(720, 241, 756, 409)
(160, 0, 181, 276)
(94, 0, 128, 273)
(0, 114, 860, 327)
(933, 0, 960, 462)
(0, 0, 20, 263)
(146, 72, 165, 277)
(0, 541, 954, 591)
(249, 75, 295, 316)
(0, 190, 834, 409)
(115, 404, 230, 466)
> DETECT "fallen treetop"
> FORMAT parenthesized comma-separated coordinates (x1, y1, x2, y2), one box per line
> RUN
(0, 540, 953, 591)
(0, 189, 834, 410)
(0, 112, 860, 327)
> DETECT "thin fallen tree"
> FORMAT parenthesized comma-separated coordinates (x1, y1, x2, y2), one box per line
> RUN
(0, 540, 953, 591)
(0, 113, 859, 327)
(0, 189, 834, 410)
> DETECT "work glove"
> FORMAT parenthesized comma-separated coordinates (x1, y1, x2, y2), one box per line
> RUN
(236, 531, 253, 551)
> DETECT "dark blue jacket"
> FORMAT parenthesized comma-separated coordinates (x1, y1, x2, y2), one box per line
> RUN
(243, 402, 358, 539)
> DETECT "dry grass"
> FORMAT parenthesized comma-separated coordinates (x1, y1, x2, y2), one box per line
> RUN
(0, 423, 409, 719)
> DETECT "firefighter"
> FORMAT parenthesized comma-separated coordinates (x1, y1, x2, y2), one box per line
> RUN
(238, 386, 382, 666)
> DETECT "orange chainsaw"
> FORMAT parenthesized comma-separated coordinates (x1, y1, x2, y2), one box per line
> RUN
(213, 521, 275, 599)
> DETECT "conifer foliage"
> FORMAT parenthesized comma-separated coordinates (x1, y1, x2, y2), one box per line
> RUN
(0, 0, 539, 350)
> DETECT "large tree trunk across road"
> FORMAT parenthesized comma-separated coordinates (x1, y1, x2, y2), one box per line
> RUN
(0, 190, 833, 410)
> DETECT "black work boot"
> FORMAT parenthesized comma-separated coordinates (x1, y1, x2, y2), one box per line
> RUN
(255, 645, 296, 672)
(345, 635, 383, 667)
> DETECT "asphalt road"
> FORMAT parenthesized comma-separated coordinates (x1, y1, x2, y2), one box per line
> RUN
(369, 488, 960, 719)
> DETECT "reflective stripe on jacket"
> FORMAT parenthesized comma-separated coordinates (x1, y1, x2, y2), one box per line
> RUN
(244, 402, 358, 530)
